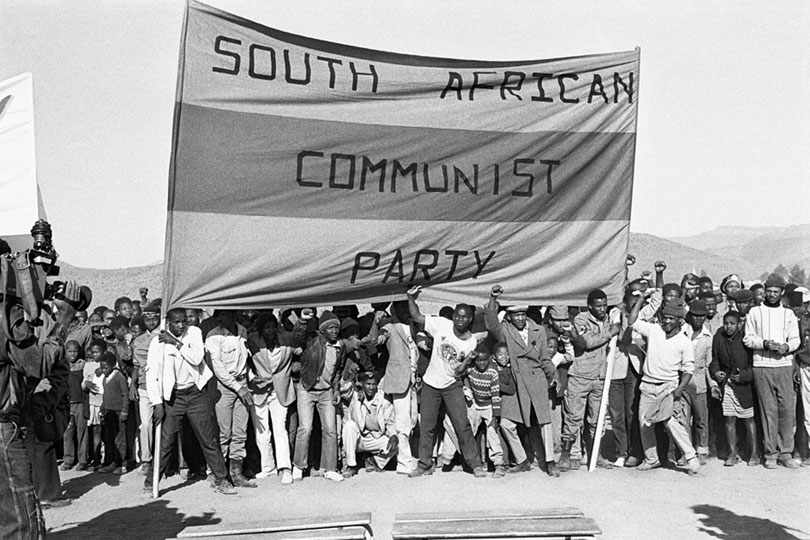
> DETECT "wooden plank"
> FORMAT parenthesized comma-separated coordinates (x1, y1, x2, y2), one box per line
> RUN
(178, 513, 372, 538)
(169, 527, 368, 540)
(392, 517, 601, 539)
(394, 509, 585, 523)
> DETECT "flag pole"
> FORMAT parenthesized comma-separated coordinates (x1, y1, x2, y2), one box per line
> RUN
(152, 316, 167, 498)
(589, 335, 618, 472)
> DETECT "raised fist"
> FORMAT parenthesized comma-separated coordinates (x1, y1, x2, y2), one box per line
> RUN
(491, 285, 503, 297)
(654, 261, 667, 273)
(407, 285, 422, 298)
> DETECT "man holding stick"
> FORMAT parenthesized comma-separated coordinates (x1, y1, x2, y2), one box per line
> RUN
(143, 308, 235, 496)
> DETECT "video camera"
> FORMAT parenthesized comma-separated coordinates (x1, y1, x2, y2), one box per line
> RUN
(0, 220, 91, 328)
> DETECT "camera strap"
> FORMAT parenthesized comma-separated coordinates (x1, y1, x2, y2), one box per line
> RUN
(13, 253, 41, 322)
(0, 255, 37, 348)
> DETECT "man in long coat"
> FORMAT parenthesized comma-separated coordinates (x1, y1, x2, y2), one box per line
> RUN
(485, 285, 559, 475)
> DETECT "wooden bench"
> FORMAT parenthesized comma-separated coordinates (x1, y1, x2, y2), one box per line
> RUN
(392, 508, 600, 540)
(169, 513, 373, 540)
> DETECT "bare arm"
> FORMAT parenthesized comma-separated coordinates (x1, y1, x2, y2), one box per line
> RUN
(407, 286, 426, 326)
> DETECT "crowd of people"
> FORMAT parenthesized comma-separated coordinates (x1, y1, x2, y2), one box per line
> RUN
(50, 263, 810, 499)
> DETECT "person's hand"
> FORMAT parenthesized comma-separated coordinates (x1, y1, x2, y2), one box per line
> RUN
(34, 378, 52, 394)
(549, 378, 559, 395)
(333, 389, 341, 406)
(158, 330, 181, 348)
(385, 435, 398, 457)
(374, 311, 386, 324)
(654, 261, 666, 273)
(300, 308, 315, 321)
(292, 347, 303, 356)
(490, 416, 500, 432)
(609, 323, 621, 337)
(777, 343, 789, 355)
(153, 404, 165, 424)
(406, 285, 422, 299)
(625, 254, 636, 267)
(86, 380, 99, 393)
(491, 285, 503, 297)
(730, 373, 741, 384)
(129, 385, 139, 402)
(139, 287, 149, 301)
(416, 337, 430, 351)
(715, 370, 726, 381)
(120, 412, 128, 423)
(237, 387, 254, 408)
(672, 387, 683, 400)
(710, 386, 722, 400)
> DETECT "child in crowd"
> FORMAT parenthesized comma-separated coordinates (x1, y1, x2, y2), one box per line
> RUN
(114, 296, 134, 320)
(464, 345, 505, 477)
(83, 339, 107, 469)
(710, 311, 758, 466)
(61, 340, 89, 471)
(492, 342, 526, 471)
(109, 316, 133, 376)
(98, 352, 129, 474)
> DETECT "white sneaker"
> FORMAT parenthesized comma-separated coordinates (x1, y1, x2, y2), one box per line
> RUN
(613, 457, 626, 468)
(255, 469, 276, 479)
(292, 467, 303, 481)
(280, 469, 293, 485)
(323, 470, 344, 482)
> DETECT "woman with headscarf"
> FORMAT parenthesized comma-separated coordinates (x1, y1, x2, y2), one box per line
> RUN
(718, 274, 744, 320)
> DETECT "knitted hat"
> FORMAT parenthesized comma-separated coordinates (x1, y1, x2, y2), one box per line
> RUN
(688, 299, 708, 316)
(662, 283, 683, 298)
(549, 306, 570, 320)
(319, 311, 340, 331)
(763, 273, 786, 289)
(731, 289, 754, 303)
(661, 299, 687, 318)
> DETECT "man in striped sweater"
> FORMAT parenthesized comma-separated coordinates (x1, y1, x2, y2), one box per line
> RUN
(743, 273, 801, 469)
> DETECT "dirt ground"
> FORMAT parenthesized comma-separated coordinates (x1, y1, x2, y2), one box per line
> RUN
(45, 457, 808, 540)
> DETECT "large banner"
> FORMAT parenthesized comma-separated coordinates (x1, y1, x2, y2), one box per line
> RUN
(0, 73, 43, 253)
(164, 1, 640, 309)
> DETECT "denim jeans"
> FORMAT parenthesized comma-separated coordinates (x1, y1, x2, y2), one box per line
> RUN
(0, 422, 44, 539)
(293, 386, 337, 472)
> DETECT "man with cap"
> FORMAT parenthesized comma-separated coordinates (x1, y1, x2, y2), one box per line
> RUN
(731, 289, 755, 321)
(610, 287, 661, 467)
(205, 310, 256, 488)
(561, 289, 620, 472)
(484, 286, 559, 475)
(544, 305, 578, 473)
(680, 299, 717, 465)
(628, 295, 700, 475)
(293, 310, 348, 482)
(743, 273, 801, 469)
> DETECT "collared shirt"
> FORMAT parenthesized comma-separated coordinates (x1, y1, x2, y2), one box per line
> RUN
(363, 399, 381, 432)
(206, 324, 250, 392)
(632, 320, 695, 384)
(132, 329, 156, 389)
(681, 323, 716, 394)
(146, 326, 210, 404)
(314, 341, 341, 390)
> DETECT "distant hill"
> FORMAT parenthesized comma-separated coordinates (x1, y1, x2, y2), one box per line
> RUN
(55, 230, 786, 310)
(671, 224, 810, 277)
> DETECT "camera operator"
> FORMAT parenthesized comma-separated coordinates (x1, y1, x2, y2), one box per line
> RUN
(0, 241, 81, 540)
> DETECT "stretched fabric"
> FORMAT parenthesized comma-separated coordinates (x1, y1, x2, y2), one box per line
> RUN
(164, 0, 640, 309)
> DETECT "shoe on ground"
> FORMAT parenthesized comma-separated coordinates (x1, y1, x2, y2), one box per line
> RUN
(569, 458, 581, 471)
(624, 456, 641, 468)
(255, 468, 277, 479)
(724, 455, 740, 467)
(613, 457, 626, 468)
(777, 456, 799, 469)
(324, 470, 344, 482)
(292, 467, 304, 481)
(747, 456, 759, 467)
(686, 457, 700, 476)
(507, 459, 531, 474)
(98, 463, 117, 474)
(493, 465, 507, 478)
(802, 457, 810, 468)
(91, 463, 103, 472)
(637, 460, 661, 471)
(342, 466, 358, 479)
(763, 458, 777, 469)
(75, 463, 90, 471)
(280, 469, 293, 485)
(698, 454, 708, 466)
(212, 478, 237, 495)
(546, 461, 561, 478)
(113, 466, 127, 475)
(408, 466, 434, 478)
(472, 465, 488, 478)
(60, 462, 75, 471)
(596, 456, 614, 470)
(676, 457, 687, 467)
(138, 462, 150, 476)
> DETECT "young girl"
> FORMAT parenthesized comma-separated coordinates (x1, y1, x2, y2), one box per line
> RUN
(82, 339, 106, 470)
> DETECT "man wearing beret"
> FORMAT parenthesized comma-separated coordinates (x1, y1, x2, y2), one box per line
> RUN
(293, 311, 348, 482)
(628, 296, 700, 475)
(743, 273, 801, 469)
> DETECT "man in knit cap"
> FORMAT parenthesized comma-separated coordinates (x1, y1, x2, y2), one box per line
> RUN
(628, 296, 701, 475)
(293, 311, 348, 482)
(743, 273, 801, 469)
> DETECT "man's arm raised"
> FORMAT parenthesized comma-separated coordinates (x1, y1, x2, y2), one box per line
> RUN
(407, 286, 426, 326)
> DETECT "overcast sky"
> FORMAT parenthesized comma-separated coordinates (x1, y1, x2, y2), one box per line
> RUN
(1, 0, 808, 268)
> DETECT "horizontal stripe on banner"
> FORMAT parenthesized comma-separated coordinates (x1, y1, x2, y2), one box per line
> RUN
(171, 104, 634, 223)
(182, 3, 639, 134)
(163, 211, 629, 310)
